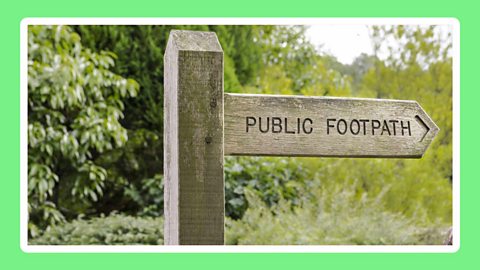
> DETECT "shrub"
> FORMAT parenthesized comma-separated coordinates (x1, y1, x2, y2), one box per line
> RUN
(30, 214, 163, 245)
(28, 25, 139, 236)
(225, 156, 311, 219)
(226, 188, 449, 245)
(30, 189, 448, 245)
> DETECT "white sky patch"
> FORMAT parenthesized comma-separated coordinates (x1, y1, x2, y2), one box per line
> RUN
(306, 25, 373, 65)
(306, 24, 452, 66)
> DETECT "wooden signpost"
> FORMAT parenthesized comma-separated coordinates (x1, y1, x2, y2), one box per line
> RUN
(164, 30, 439, 245)
(225, 93, 439, 158)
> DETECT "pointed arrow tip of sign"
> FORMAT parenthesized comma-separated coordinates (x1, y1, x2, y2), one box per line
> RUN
(414, 101, 440, 140)
(415, 115, 429, 142)
(417, 115, 440, 141)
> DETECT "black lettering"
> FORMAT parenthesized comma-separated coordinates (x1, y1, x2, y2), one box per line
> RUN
(371, 120, 381, 135)
(272, 117, 282, 133)
(389, 120, 399, 135)
(350, 119, 360, 135)
(327, 118, 336, 135)
(303, 118, 313, 134)
(381, 120, 391, 136)
(359, 119, 369, 135)
(401, 120, 411, 136)
(285, 118, 295, 134)
(246, 116, 256, 133)
(259, 117, 269, 133)
(337, 119, 347, 135)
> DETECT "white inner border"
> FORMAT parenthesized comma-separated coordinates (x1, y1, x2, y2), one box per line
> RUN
(20, 17, 460, 253)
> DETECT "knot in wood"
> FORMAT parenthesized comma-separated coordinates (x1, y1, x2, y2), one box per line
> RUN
(210, 98, 217, 108)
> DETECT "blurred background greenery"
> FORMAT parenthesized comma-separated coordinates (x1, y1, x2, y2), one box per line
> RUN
(28, 25, 452, 245)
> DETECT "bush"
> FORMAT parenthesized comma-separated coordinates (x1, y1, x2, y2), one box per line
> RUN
(30, 187, 448, 245)
(225, 156, 311, 219)
(226, 188, 449, 245)
(30, 214, 163, 245)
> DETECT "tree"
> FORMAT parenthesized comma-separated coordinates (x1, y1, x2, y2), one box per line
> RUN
(28, 25, 139, 236)
(70, 25, 280, 217)
(354, 25, 453, 222)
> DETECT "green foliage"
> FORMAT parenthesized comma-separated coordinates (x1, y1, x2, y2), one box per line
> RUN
(225, 157, 310, 219)
(323, 53, 378, 94)
(124, 174, 164, 217)
(28, 25, 139, 236)
(226, 188, 449, 245)
(28, 25, 452, 245)
(224, 25, 452, 244)
(30, 214, 163, 245)
(68, 25, 272, 217)
(241, 26, 352, 97)
(226, 156, 452, 225)
(358, 26, 452, 220)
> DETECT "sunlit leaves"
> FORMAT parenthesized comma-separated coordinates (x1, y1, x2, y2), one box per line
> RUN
(225, 25, 452, 243)
(370, 25, 451, 69)
(226, 186, 449, 245)
(28, 25, 139, 235)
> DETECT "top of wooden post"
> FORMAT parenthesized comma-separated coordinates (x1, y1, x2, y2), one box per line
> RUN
(165, 30, 223, 53)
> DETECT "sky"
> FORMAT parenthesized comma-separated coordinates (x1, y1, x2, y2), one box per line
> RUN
(305, 24, 452, 65)
(306, 25, 373, 65)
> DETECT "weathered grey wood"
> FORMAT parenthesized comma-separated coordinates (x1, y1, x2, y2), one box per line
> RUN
(164, 30, 224, 245)
(224, 93, 439, 158)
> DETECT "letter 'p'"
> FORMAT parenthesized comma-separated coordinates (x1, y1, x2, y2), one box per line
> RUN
(246, 116, 256, 132)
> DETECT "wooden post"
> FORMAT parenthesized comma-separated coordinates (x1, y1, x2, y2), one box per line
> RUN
(164, 30, 224, 245)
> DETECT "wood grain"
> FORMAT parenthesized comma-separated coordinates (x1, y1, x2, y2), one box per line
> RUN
(224, 93, 439, 158)
(164, 30, 224, 245)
